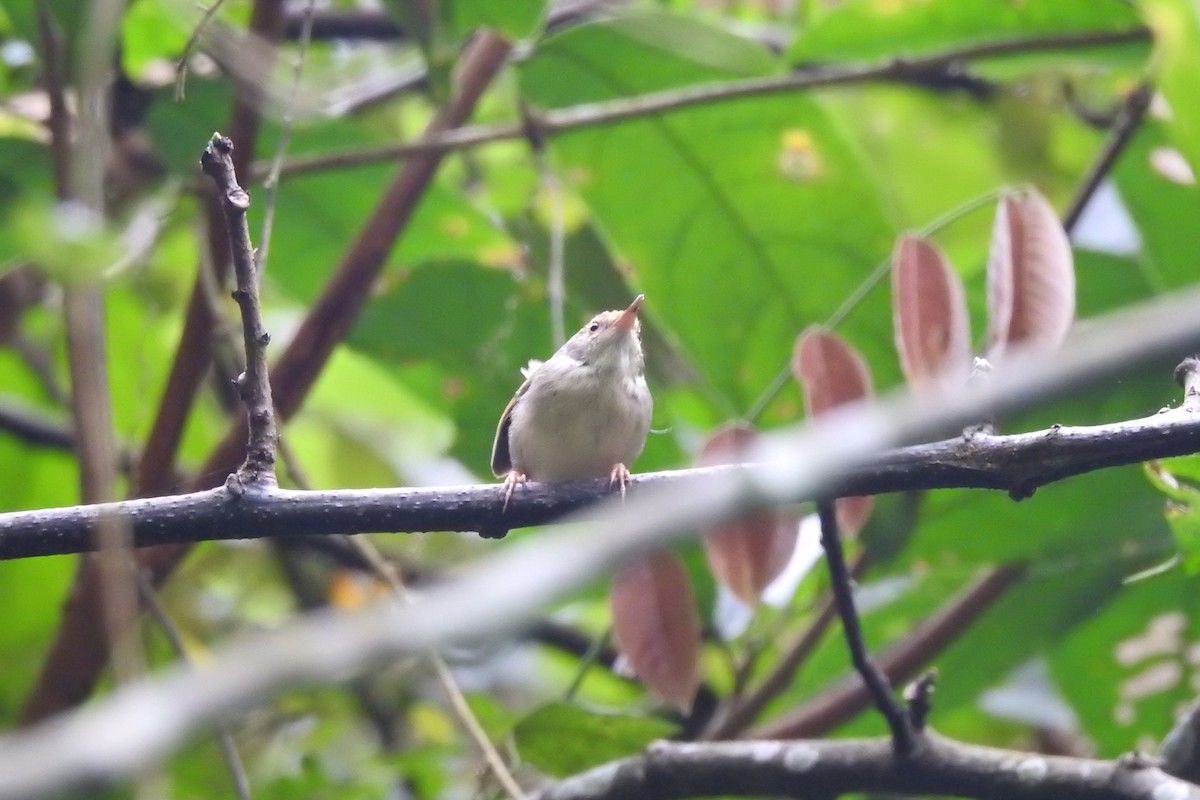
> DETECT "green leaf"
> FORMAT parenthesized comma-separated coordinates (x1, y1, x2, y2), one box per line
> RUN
(447, 0, 547, 41)
(1141, 0, 1200, 179)
(248, 118, 518, 302)
(1146, 460, 1200, 574)
(1113, 117, 1200, 292)
(513, 702, 676, 777)
(884, 467, 1170, 567)
(120, 0, 191, 79)
(1050, 567, 1200, 755)
(520, 13, 895, 410)
(14, 200, 124, 284)
(791, 0, 1146, 67)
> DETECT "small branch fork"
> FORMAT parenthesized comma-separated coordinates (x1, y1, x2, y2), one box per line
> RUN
(199, 133, 278, 487)
(816, 501, 918, 755)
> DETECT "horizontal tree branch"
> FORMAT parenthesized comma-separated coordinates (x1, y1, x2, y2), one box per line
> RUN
(531, 733, 1199, 800)
(1, 400, 1198, 560)
(255, 26, 1151, 182)
(2, 289, 1200, 798)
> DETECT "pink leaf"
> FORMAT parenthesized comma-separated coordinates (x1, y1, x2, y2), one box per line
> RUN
(986, 189, 1076, 358)
(892, 235, 971, 394)
(698, 423, 799, 605)
(792, 327, 872, 415)
(791, 328, 875, 535)
(610, 553, 701, 712)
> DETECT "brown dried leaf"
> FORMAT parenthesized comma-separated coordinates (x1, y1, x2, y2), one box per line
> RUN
(792, 327, 872, 414)
(986, 189, 1076, 358)
(698, 423, 799, 605)
(611, 553, 701, 712)
(792, 328, 875, 535)
(891, 235, 971, 394)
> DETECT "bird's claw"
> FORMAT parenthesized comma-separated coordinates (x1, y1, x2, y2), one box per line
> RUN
(609, 463, 631, 502)
(501, 470, 528, 514)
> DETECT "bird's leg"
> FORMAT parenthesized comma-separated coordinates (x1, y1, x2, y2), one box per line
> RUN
(609, 463, 632, 501)
(501, 470, 528, 514)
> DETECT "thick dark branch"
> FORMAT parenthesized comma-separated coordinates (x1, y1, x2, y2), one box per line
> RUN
(3, 403, 1200, 559)
(816, 502, 914, 754)
(199, 133, 278, 486)
(531, 733, 1200, 800)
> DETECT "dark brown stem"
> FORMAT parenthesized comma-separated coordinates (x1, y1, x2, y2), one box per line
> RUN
(816, 502, 914, 754)
(135, 0, 283, 499)
(752, 565, 1025, 740)
(1062, 82, 1154, 233)
(256, 27, 1151, 182)
(199, 133, 278, 486)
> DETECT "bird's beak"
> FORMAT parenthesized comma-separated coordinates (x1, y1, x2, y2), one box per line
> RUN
(614, 294, 644, 332)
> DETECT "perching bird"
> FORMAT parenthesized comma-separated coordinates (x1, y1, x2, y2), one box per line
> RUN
(491, 295, 653, 513)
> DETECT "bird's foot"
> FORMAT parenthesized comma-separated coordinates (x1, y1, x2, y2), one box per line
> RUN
(501, 470, 528, 514)
(609, 463, 632, 502)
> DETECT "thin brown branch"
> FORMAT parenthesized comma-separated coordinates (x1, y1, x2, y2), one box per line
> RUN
(135, 0, 284, 500)
(530, 733, 1198, 800)
(200, 133, 278, 486)
(816, 502, 914, 754)
(751, 565, 1026, 740)
(255, 26, 1151, 183)
(1062, 82, 1154, 232)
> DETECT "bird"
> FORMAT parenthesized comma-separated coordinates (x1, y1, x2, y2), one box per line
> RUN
(490, 295, 653, 514)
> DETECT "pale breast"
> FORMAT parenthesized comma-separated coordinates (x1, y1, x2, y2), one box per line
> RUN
(508, 365, 652, 481)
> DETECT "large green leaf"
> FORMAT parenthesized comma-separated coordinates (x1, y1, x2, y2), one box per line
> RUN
(520, 13, 895, 410)
(513, 702, 676, 777)
(888, 467, 1170, 568)
(1140, 0, 1200, 179)
(1050, 567, 1200, 755)
(447, 0, 546, 41)
(1113, 117, 1200, 292)
(791, 0, 1146, 67)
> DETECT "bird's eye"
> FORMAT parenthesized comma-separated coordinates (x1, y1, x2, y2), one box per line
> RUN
(588, 322, 601, 332)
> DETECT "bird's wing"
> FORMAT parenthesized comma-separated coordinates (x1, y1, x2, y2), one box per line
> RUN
(490, 377, 531, 477)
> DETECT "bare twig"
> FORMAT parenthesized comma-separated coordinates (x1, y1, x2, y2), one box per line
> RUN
(200, 133, 278, 486)
(816, 501, 914, 753)
(254, 27, 1151, 183)
(904, 669, 938, 732)
(1062, 83, 1154, 232)
(174, 0, 230, 100)
(752, 565, 1025, 740)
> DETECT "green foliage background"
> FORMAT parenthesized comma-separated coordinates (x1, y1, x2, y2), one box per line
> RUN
(3, 0, 1200, 795)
